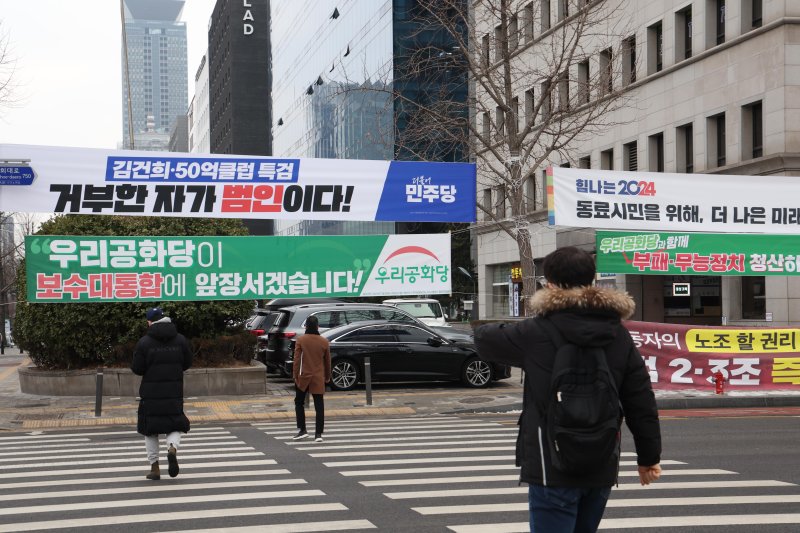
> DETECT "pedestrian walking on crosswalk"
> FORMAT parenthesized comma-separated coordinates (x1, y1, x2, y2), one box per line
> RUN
(131, 307, 193, 480)
(292, 315, 332, 443)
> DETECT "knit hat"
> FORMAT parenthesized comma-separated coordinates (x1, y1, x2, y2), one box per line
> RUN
(146, 307, 164, 321)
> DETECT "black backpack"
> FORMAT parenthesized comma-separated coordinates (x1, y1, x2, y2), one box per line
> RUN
(538, 319, 622, 475)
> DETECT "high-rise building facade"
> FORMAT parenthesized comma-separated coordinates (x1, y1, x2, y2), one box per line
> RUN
(189, 54, 211, 154)
(121, 0, 188, 151)
(271, 0, 468, 237)
(473, 0, 800, 325)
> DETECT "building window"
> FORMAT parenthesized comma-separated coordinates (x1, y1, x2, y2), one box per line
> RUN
(623, 35, 636, 85)
(557, 71, 569, 111)
(511, 96, 520, 135)
(509, 14, 519, 51)
(648, 133, 664, 172)
(752, 0, 763, 28)
(623, 140, 638, 171)
(742, 100, 763, 160)
(482, 111, 490, 140)
(525, 87, 536, 126)
(599, 48, 613, 95)
(524, 174, 538, 211)
(541, 0, 551, 31)
(523, 2, 535, 43)
(648, 21, 663, 74)
(579, 156, 591, 168)
(494, 186, 506, 218)
(482, 34, 490, 66)
(578, 60, 590, 104)
(676, 6, 692, 61)
(482, 188, 492, 219)
(541, 80, 552, 121)
(742, 276, 766, 319)
(558, 0, 569, 21)
(495, 24, 504, 62)
(495, 105, 505, 137)
(601, 148, 614, 170)
(707, 0, 726, 47)
(707, 112, 726, 168)
(676, 122, 694, 173)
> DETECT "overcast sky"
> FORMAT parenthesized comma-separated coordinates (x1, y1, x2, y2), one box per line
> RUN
(0, 0, 217, 149)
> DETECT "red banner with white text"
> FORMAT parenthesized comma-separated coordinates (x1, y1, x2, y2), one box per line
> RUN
(624, 321, 800, 390)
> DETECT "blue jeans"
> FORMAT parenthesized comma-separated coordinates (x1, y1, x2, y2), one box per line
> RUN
(528, 484, 611, 533)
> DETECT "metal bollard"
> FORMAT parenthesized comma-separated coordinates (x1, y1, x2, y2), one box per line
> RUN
(364, 356, 373, 406)
(94, 368, 104, 417)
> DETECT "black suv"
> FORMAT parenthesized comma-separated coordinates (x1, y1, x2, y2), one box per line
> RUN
(259, 303, 469, 375)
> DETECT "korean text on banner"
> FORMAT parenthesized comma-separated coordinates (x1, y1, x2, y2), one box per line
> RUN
(0, 144, 476, 223)
(548, 167, 800, 233)
(26, 234, 451, 303)
(596, 231, 800, 276)
(626, 320, 800, 391)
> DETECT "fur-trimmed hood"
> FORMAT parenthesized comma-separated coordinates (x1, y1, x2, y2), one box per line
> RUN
(529, 285, 635, 319)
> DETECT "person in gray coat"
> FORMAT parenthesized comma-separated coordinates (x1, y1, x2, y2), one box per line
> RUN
(475, 247, 661, 532)
(132, 307, 192, 480)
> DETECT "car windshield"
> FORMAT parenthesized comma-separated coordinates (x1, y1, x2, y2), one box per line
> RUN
(395, 302, 442, 319)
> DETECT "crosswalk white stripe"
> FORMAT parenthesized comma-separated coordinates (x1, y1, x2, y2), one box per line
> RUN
(297, 438, 514, 451)
(361, 475, 520, 487)
(0, 459, 278, 479)
(0, 489, 327, 517)
(0, 446, 255, 462)
(0, 469, 292, 490)
(613, 480, 795, 490)
(606, 494, 800, 507)
(416, 503, 525, 515)
(0, 436, 239, 452)
(255, 417, 461, 428)
(272, 422, 505, 438)
(598, 513, 800, 529)
(310, 446, 515, 458)
(281, 427, 519, 439)
(0, 503, 349, 533)
(289, 432, 516, 446)
(419, 493, 800, 515)
(163, 519, 378, 533)
(325, 455, 512, 467)
(0, 427, 226, 441)
(388, 487, 526, 499)
(0, 451, 265, 470)
(2, 478, 309, 502)
(342, 464, 520, 476)
(448, 523, 526, 533)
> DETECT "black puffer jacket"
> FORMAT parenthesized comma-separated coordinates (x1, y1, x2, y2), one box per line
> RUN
(131, 319, 193, 436)
(474, 286, 661, 488)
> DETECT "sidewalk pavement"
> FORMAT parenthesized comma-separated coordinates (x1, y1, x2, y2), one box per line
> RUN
(2, 345, 800, 432)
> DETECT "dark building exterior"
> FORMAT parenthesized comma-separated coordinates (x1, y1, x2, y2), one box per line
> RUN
(209, 0, 273, 235)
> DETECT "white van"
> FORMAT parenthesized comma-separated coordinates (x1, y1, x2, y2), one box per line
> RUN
(382, 298, 449, 328)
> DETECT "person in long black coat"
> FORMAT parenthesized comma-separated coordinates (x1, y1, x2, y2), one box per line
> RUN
(131, 307, 192, 480)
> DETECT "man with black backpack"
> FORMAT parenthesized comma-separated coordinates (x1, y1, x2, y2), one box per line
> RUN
(475, 246, 661, 532)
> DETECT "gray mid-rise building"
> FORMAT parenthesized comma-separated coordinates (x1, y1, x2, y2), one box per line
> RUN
(121, 0, 188, 151)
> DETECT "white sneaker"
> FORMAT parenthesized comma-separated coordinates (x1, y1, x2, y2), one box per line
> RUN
(314, 435, 323, 442)
(292, 430, 309, 440)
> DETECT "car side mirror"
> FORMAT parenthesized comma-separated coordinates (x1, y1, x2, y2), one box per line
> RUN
(427, 337, 443, 347)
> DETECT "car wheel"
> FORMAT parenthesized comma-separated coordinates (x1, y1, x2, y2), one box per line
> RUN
(331, 359, 360, 391)
(462, 357, 492, 388)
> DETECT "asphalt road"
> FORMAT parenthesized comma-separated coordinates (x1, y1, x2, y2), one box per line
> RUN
(2, 411, 800, 532)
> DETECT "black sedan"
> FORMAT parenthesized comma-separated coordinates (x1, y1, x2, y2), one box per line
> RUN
(307, 320, 510, 391)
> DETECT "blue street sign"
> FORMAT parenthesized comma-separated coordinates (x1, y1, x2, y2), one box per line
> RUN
(0, 164, 35, 185)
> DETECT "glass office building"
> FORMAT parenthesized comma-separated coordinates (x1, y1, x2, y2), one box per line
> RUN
(271, 0, 467, 236)
(121, 0, 188, 151)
